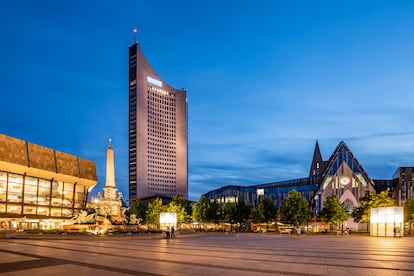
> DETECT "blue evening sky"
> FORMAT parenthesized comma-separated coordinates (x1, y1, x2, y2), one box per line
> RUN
(1, 1, 414, 201)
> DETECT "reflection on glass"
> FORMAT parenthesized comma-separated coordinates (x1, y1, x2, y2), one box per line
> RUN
(51, 208, 61, 216)
(0, 180, 6, 192)
(37, 207, 49, 216)
(51, 198, 62, 207)
(52, 180, 63, 196)
(0, 171, 6, 181)
(62, 208, 72, 216)
(7, 204, 21, 214)
(0, 192, 6, 202)
(24, 206, 36, 214)
(37, 197, 50, 206)
(24, 195, 37, 204)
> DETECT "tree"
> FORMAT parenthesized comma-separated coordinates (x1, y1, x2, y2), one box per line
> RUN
(252, 197, 277, 223)
(319, 195, 349, 230)
(167, 195, 190, 224)
(146, 198, 166, 229)
(404, 198, 414, 234)
(250, 207, 261, 223)
(281, 190, 312, 226)
(352, 190, 395, 223)
(235, 201, 251, 223)
(192, 195, 210, 223)
(129, 199, 147, 223)
(223, 202, 237, 223)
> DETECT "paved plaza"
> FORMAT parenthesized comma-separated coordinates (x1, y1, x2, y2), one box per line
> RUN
(1, 232, 414, 275)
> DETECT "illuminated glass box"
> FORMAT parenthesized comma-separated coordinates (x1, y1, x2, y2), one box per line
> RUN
(370, 207, 403, 237)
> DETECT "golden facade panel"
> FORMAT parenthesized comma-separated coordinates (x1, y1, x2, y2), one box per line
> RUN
(55, 150, 79, 177)
(78, 157, 97, 181)
(27, 142, 56, 172)
(0, 134, 27, 166)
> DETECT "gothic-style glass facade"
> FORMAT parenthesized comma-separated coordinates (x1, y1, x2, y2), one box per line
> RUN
(204, 141, 407, 214)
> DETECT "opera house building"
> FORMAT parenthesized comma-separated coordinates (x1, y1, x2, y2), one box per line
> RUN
(0, 133, 97, 231)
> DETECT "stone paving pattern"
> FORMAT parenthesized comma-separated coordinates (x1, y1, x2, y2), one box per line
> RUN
(1, 232, 414, 275)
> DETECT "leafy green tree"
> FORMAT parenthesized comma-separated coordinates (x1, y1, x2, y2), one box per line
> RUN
(319, 195, 349, 230)
(251, 197, 277, 223)
(250, 207, 261, 223)
(352, 190, 395, 223)
(129, 199, 147, 223)
(192, 195, 210, 223)
(281, 190, 312, 226)
(146, 198, 166, 228)
(215, 202, 226, 223)
(167, 195, 190, 224)
(404, 198, 414, 234)
(235, 201, 251, 223)
(224, 203, 237, 223)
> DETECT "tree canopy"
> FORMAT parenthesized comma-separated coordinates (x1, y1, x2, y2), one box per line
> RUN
(319, 195, 349, 225)
(167, 195, 191, 224)
(253, 197, 277, 222)
(280, 190, 312, 226)
(352, 190, 395, 223)
(146, 198, 166, 228)
(129, 199, 147, 222)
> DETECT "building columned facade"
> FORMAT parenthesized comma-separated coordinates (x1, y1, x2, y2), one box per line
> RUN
(204, 141, 412, 214)
(0, 133, 97, 231)
(128, 41, 188, 202)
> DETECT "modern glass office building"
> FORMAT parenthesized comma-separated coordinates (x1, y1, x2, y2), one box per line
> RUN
(128, 41, 188, 201)
(203, 141, 409, 214)
(0, 133, 97, 231)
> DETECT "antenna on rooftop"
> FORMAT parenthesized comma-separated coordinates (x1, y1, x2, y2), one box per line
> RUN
(133, 28, 138, 43)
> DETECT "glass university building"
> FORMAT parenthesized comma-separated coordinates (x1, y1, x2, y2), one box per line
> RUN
(204, 141, 412, 214)
(128, 42, 188, 201)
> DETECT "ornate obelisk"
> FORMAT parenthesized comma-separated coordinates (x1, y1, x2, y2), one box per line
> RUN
(99, 139, 123, 221)
(103, 138, 117, 200)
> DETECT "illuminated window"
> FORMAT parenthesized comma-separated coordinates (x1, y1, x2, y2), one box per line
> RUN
(24, 206, 36, 215)
(7, 204, 21, 214)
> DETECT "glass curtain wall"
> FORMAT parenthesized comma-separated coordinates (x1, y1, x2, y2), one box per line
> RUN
(0, 170, 88, 218)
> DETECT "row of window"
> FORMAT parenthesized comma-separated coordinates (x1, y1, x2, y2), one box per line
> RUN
(149, 132, 177, 141)
(0, 171, 88, 216)
(148, 95, 176, 106)
(148, 128, 176, 137)
(148, 171, 176, 176)
(0, 204, 75, 217)
(148, 86, 177, 98)
(148, 116, 176, 125)
(148, 137, 176, 146)
(148, 102, 176, 114)
(148, 119, 176, 129)
(148, 161, 175, 169)
(148, 179, 176, 184)
(148, 141, 176, 151)
(148, 152, 176, 158)
(148, 147, 176, 155)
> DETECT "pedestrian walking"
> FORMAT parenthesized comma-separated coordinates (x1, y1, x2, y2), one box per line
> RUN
(171, 226, 175, 240)
(166, 226, 170, 241)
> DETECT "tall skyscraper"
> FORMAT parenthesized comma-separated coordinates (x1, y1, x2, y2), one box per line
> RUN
(128, 40, 188, 201)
